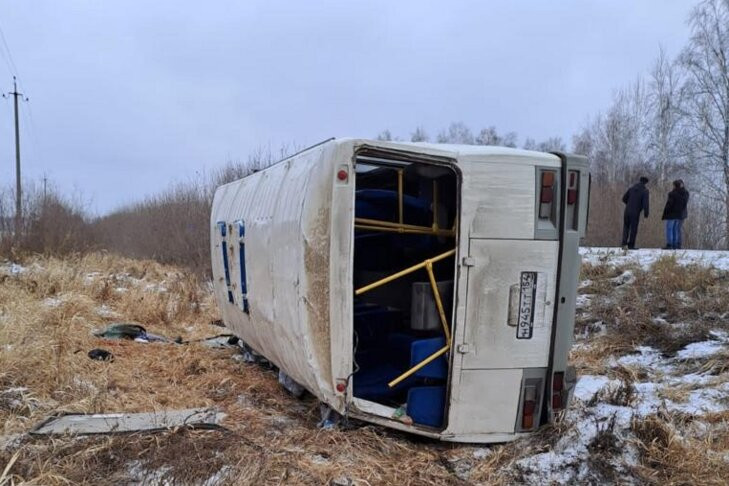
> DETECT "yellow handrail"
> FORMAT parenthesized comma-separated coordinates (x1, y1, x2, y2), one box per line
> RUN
(355, 217, 455, 234)
(353, 248, 456, 389)
(354, 249, 456, 296)
(426, 261, 451, 342)
(388, 345, 449, 388)
(354, 224, 455, 237)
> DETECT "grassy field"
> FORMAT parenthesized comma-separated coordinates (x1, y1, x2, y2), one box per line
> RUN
(1, 251, 728, 485)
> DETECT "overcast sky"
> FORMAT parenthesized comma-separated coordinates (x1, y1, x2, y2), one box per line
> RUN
(0, 0, 693, 214)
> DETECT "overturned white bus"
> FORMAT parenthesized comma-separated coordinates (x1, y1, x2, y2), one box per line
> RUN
(210, 138, 589, 443)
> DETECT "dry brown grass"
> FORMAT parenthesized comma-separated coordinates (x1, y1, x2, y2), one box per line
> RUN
(0, 254, 496, 485)
(631, 412, 729, 485)
(575, 255, 729, 370)
(576, 255, 729, 485)
(2, 253, 728, 485)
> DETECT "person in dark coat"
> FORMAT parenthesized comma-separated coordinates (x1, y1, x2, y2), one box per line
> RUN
(661, 179, 689, 249)
(621, 176, 650, 250)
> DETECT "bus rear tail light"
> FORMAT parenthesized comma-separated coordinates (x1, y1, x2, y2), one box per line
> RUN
(552, 371, 564, 410)
(539, 171, 556, 219)
(567, 170, 579, 205)
(521, 385, 537, 429)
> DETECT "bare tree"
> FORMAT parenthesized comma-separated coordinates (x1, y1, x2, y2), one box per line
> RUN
(437, 122, 474, 144)
(679, 0, 729, 247)
(646, 47, 688, 181)
(524, 136, 566, 153)
(537, 137, 567, 153)
(475, 126, 518, 147)
(410, 126, 429, 142)
(376, 129, 393, 141)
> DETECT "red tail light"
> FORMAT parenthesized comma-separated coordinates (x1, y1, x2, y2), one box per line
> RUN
(539, 171, 556, 219)
(567, 170, 578, 205)
(552, 372, 564, 410)
(521, 385, 537, 429)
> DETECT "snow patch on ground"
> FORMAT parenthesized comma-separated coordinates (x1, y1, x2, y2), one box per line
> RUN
(580, 247, 729, 271)
(517, 402, 636, 484)
(614, 346, 666, 369)
(573, 375, 618, 402)
(676, 340, 725, 360)
(0, 262, 26, 275)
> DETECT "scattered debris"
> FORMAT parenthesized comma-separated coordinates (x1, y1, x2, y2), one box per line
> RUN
(610, 270, 636, 286)
(201, 334, 240, 349)
(0, 387, 36, 413)
(93, 323, 176, 344)
(29, 408, 226, 436)
(209, 319, 225, 327)
(87, 349, 114, 362)
(392, 405, 414, 425)
(278, 370, 306, 398)
(318, 404, 341, 430)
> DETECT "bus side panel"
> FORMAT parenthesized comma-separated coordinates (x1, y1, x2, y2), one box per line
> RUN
(545, 154, 590, 419)
(210, 142, 339, 400)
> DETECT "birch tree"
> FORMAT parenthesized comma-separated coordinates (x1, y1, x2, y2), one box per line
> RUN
(679, 0, 729, 246)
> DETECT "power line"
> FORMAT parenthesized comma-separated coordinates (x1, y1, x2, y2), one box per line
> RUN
(0, 20, 20, 78)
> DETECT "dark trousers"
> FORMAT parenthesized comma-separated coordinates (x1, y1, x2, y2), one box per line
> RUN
(622, 213, 640, 248)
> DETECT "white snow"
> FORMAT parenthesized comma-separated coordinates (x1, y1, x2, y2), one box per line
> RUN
(575, 294, 592, 309)
(516, 246, 729, 484)
(573, 375, 617, 402)
(676, 340, 725, 360)
(580, 247, 729, 271)
(517, 402, 636, 484)
(614, 346, 666, 369)
(0, 262, 26, 275)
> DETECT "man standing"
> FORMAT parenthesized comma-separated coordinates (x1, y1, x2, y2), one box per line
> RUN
(621, 176, 650, 250)
(662, 180, 689, 249)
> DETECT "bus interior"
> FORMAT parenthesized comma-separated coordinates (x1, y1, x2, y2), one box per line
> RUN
(352, 152, 458, 429)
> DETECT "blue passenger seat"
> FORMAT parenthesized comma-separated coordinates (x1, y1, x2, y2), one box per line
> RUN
(407, 386, 446, 428)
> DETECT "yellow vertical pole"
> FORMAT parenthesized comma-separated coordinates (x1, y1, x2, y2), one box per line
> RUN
(426, 261, 451, 343)
(397, 169, 404, 224)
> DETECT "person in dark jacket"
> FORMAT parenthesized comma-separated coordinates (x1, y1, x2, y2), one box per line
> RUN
(621, 176, 650, 250)
(661, 179, 689, 249)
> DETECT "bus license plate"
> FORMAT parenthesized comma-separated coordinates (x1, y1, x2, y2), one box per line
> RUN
(516, 272, 537, 339)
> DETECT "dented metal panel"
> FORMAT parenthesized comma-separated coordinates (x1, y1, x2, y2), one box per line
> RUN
(211, 138, 587, 443)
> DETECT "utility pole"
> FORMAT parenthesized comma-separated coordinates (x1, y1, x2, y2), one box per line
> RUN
(3, 76, 27, 238)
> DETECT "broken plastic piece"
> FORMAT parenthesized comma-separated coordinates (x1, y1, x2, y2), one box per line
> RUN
(317, 404, 341, 430)
(278, 370, 306, 398)
(88, 349, 114, 362)
(391, 405, 414, 425)
(29, 408, 226, 435)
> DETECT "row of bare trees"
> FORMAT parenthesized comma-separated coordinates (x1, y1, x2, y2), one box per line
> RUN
(377, 123, 567, 153)
(2, 0, 726, 272)
(576, 0, 729, 249)
(0, 149, 279, 276)
(0, 181, 93, 257)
